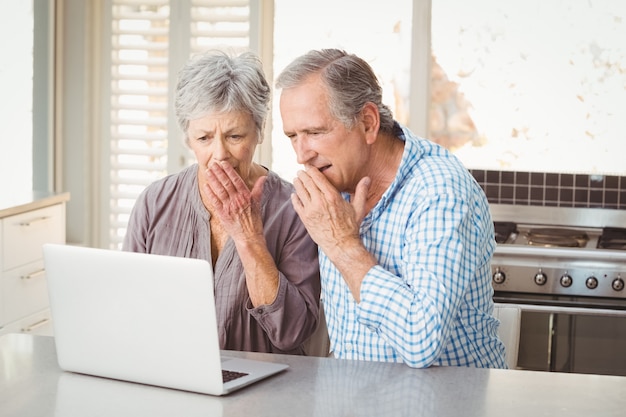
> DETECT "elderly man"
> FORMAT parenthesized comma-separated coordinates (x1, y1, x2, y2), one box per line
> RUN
(276, 48, 506, 368)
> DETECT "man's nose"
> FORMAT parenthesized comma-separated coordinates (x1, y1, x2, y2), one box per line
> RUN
(293, 136, 315, 165)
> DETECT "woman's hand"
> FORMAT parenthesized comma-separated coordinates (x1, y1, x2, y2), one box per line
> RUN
(203, 161, 277, 307)
(203, 161, 267, 242)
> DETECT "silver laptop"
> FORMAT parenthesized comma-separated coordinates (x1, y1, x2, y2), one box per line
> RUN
(43, 243, 288, 396)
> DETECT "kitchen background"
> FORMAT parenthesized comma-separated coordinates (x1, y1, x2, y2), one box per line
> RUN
(1, 0, 626, 376)
(271, 0, 626, 208)
(1, 0, 625, 248)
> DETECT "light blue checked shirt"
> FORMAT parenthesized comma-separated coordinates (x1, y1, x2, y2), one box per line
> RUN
(320, 124, 506, 368)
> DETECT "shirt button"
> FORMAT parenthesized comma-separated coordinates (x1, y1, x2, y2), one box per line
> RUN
(256, 308, 264, 314)
(345, 343, 353, 351)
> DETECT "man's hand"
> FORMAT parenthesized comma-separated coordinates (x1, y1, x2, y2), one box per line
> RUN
(291, 166, 363, 249)
(291, 166, 376, 302)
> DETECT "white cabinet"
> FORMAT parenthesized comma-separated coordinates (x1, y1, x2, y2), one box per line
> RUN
(0, 200, 67, 336)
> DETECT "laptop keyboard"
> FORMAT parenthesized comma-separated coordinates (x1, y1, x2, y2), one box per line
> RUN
(222, 369, 248, 383)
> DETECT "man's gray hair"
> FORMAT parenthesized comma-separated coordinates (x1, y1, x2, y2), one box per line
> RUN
(275, 49, 395, 134)
(175, 50, 271, 142)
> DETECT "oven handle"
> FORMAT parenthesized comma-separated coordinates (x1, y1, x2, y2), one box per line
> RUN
(501, 303, 626, 318)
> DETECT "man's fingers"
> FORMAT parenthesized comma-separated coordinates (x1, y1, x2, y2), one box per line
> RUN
(352, 176, 371, 224)
(293, 171, 313, 203)
(302, 165, 336, 198)
(290, 192, 303, 212)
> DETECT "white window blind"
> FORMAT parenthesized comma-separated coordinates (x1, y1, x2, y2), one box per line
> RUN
(191, 0, 250, 54)
(106, 0, 251, 249)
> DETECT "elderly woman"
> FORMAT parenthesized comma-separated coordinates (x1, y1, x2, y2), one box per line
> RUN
(123, 50, 321, 355)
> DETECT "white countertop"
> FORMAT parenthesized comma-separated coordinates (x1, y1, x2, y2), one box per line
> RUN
(1, 333, 626, 416)
(0, 191, 70, 218)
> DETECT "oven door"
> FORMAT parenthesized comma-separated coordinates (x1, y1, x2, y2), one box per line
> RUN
(494, 292, 626, 376)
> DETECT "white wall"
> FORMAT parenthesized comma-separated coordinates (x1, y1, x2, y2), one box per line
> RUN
(58, 0, 98, 246)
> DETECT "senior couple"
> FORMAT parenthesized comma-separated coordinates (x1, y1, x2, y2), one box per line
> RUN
(123, 49, 507, 369)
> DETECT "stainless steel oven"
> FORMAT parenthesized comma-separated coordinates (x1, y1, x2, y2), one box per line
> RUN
(490, 205, 626, 376)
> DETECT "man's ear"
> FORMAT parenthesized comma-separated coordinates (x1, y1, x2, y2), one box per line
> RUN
(361, 102, 380, 144)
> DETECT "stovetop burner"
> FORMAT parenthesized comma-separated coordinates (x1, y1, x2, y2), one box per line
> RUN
(494, 221, 517, 244)
(526, 228, 589, 248)
(597, 227, 626, 250)
(493, 222, 626, 250)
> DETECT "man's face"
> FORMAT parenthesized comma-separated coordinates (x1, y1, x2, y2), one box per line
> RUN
(279, 75, 368, 193)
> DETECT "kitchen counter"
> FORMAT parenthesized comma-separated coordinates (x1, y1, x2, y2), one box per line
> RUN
(0, 193, 69, 337)
(2, 334, 626, 416)
(0, 190, 70, 218)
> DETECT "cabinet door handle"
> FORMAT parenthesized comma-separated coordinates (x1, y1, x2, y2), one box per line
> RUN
(18, 216, 51, 227)
(21, 318, 50, 333)
(21, 269, 46, 280)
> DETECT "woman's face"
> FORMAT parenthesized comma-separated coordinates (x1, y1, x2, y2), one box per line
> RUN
(187, 110, 259, 185)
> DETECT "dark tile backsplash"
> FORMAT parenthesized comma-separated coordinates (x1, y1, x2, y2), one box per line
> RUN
(471, 170, 626, 210)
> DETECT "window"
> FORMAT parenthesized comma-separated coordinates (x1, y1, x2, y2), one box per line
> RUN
(104, 0, 252, 249)
(107, 1, 170, 249)
(0, 0, 33, 197)
(97, 0, 626, 249)
(104, 0, 414, 248)
(271, 0, 413, 181)
(431, 0, 626, 175)
(0, 0, 54, 198)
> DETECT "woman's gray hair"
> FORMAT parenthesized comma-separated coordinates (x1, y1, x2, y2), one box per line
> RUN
(175, 50, 271, 142)
(275, 49, 396, 135)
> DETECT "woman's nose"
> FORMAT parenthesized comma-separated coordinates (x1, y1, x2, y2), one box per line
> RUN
(212, 137, 229, 160)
